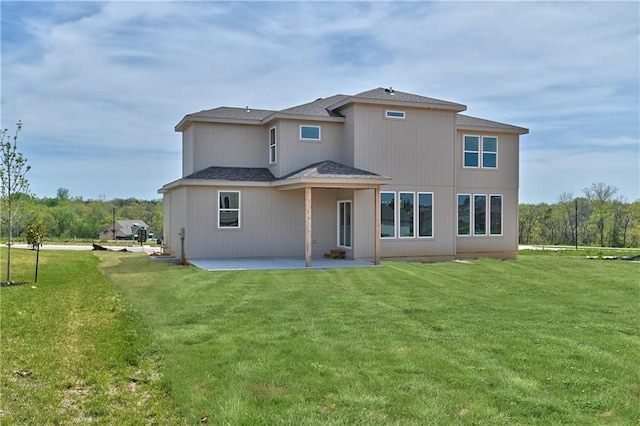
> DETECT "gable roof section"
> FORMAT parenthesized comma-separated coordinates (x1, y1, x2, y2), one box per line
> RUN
(456, 114, 529, 135)
(175, 88, 469, 131)
(175, 107, 275, 130)
(280, 160, 385, 180)
(277, 94, 350, 118)
(159, 160, 391, 192)
(328, 87, 467, 112)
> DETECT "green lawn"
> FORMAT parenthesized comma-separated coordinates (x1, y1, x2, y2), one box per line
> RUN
(0, 249, 184, 424)
(99, 252, 639, 425)
(2, 249, 638, 425)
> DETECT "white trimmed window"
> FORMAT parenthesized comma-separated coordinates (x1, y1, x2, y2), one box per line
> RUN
(457, 193, 503, 236)
(457, 194, 471, 236)
(218, 191, 240, 228)
(482, 137, 498, 168)
(381, 191, 435, 239)
(337, 200, 352, 248)
(300, 125, 321, 141)
(490, 195, 503, 235)
(418, 192, 434, 238)
(464, 135, 498, 169)
(385, 110, 405, 119)
(399, 192, 415, 238)
(474, 195, 487, 235)
(380, 192, 396, 238)
(269, 126, 277, 164)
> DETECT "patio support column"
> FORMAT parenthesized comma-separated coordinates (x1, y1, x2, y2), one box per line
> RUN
(374, 186, 380, 265)
(305, 186, 312, 267)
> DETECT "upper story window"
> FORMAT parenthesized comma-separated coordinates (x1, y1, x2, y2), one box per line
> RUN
(482, 137, 498, 168)
(464, 135, 498, 169)
(218, 191, 240, 228)
(385, 110, 405, 119)
(300, 125, 321, 141)
(269, 126, 277, 164)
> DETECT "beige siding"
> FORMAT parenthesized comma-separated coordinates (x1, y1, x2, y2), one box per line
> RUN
(352, 104, 457, 186)
(166, 187, 188, 257)
(276, 120, 345, 177)
(182, 125, 194, 176)
(182, 186, 343, 259)
(192, 122, 266, 173)
(341, 106, 355, 166)
(455, 188, 519, 258)
(376, 185, 456, 260)
(455, 131, 520, 190)
(453, 130, 520, 258)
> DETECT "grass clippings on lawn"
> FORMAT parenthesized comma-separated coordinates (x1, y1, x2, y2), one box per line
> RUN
(0, 249, 184, 424)
(98, 252, 639, 425)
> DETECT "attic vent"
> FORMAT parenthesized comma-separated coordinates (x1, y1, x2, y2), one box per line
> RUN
(245, 106, 250, 112)
(385, 87, 395, 95)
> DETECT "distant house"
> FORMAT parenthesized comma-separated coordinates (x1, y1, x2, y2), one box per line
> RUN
(159, 87, 528, 265)
(98, 220, 150, 240)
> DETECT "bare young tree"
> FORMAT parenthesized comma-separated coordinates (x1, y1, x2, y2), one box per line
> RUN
(0, 120, 31, 282)
(583, 182, 618, 247)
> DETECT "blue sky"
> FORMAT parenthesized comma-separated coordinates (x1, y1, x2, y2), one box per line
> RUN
(1, 1, 638, 203)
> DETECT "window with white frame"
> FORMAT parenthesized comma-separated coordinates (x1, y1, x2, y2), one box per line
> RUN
(337, 200, 352, 248)
(464, 135, 498, 169)
(457, 193, 503, 236)
(385, 110, 405, 119)
(482, 137, 498, 168)
(380, 192, 396, 238)
(457, 194, 471, 235)
(490, 195, 503, 235)
(269, 126, 277, 164)
(463, 136, 479, 168)
(300, 125, 321, 141)
(474, 194, 487, 235)
(399, 192, 415, 237)
(218, 191, 240, 228)
(418, 192, 434, 237)
(380, 191, 435, 239)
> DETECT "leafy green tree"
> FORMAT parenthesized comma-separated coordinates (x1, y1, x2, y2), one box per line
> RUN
(25, 213, 46, 249)
(0, 120, 30, 281)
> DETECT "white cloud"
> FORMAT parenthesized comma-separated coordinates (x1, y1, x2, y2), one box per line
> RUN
(1, 1, 638, 201)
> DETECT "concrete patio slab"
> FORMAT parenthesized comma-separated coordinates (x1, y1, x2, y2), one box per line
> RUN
(188, 257, 379, 271)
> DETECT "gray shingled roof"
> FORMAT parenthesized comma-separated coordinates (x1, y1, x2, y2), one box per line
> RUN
(186, 107, 275, 121)
(457, 114, 529, 134)
(184, 166, 276, 182)
(280, 160, 385, 180)
(350, 87, 466, 110)
(180, 161, 386, 184)
(280, 94, 349, 117)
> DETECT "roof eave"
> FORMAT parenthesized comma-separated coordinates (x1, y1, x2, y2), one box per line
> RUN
(272, 176, 392, 190)
(329, 96, 467, 112)
(457, 124, 529, 135)
(262, 112, 345, 125)
(158, 178, 273, 192)
(175, 115, 265, 132)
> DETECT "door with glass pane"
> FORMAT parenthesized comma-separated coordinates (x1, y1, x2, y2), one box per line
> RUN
(337, 201, 352, 248)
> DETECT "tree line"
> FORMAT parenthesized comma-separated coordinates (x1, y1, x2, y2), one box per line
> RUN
(519, 182, 640, 248)
(3, 188, 163, 242)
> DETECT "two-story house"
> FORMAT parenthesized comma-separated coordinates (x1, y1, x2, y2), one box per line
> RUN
(159, 87, 528, 266)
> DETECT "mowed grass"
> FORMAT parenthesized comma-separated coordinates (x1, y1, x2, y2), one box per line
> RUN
(0, 249, 184, 424)
(97, 253, 639, 425)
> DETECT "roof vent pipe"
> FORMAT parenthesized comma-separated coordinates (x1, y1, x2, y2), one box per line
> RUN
(245, 106, 250, 112)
